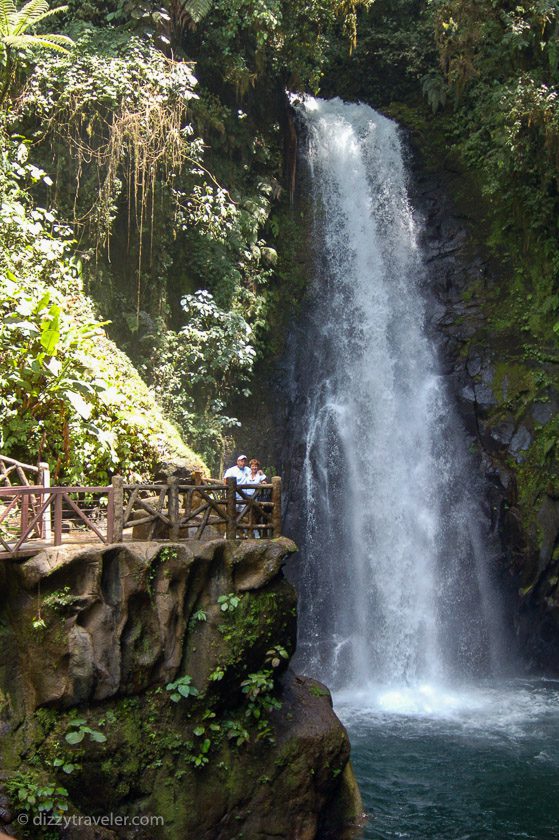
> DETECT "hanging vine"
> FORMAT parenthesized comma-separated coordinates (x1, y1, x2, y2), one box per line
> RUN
(15, 32, 202, 317)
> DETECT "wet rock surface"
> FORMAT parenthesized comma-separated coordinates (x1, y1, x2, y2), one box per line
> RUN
(408, 146, 559, 672)
(0, 540, 362, 839)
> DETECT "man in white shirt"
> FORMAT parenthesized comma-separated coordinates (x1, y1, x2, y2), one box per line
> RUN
(224, 455, 251, 485)
(224, 454, 251, 508)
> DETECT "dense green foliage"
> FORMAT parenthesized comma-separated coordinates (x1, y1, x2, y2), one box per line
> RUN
(425, 0, 559, 526)
(0, 124, 203, 481)
(0, 0, 370, 473)
(4, 0, 559, 484)
(428, 0, 559, 293)
(0, 0, 74, 105)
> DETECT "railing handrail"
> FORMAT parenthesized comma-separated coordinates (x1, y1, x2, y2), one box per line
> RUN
(0, 485, 110, 496)
(0, 476, 282, 558)
(0, 455, 40, 473)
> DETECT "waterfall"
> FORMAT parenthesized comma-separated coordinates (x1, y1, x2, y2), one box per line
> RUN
(286, 96, 507, 704)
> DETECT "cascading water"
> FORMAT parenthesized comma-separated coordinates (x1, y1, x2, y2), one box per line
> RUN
(288, 96, 505, 704)
(284, 95, 559, 839)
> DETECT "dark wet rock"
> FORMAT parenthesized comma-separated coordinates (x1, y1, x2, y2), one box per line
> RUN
(510, 427, 532, 460)
(404, 148, 559, 671)
(0, 794, 12, 825)
(532, 402, 554, 425)
(489, 420, 515, 447)
(537, 496, 559, 575)
(466, 353, 483, 378)
(460, 383, 476, 403)
(0, 539, 362, 839)
(474, 381, 497, 409)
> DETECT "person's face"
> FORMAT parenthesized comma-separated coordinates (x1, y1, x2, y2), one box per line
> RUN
(250, 463, 258, 473)
(237, 457, 247, 468)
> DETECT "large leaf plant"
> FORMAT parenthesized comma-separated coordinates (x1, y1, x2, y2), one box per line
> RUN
(0, 0, 73, 104)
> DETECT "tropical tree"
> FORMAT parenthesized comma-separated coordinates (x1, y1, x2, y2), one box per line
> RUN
(0, 0, 73, 104)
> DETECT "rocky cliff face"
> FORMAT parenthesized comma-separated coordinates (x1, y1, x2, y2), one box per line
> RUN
(406, 139, 559, 672)
(0, 539, 362, 839)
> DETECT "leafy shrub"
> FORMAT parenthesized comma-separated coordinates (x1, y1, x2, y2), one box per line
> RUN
(6, 771, 69, 816)
(166, 674, 199, 702)
(0, 123, 204, 482)
(146, 292, 257, 465)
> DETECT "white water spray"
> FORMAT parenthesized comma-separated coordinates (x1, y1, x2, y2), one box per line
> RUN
(289, 97, 506, 709)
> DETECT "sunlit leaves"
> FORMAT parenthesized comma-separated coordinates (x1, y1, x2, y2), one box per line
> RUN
(0, 0, 73, 104)
(0, 124, 201, 482)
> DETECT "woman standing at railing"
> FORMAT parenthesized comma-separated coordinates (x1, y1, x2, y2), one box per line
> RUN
(245, 459, 267, 496)
(244, 459, 267, 538)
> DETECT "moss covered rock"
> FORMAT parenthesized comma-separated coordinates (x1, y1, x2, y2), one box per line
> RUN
(0, 539, 362, 839)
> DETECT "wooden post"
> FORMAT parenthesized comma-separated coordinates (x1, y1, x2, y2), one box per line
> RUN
(168, 478, 180, 541)
(111, 476, 124, 542)
(54, 492, 62, 546)
(106, 485, 114, 543)
(226, 477, 237, 540)
(38, 461, 51, 541)
(248, 491, 254, 537)
(184, 487, 193, 538)
(272, 476, 282, 538)
(21, 492, 29, 539)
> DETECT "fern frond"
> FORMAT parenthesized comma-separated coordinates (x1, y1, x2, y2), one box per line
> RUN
(180, 0, 212, 24)
(12, 0, 49, 29)
(16, 5, 67, 30)
(33, 30, 71, 45)
(3, 31, 71, 50)
(0, 0, 17, 35)
(12, 0, 66, 34)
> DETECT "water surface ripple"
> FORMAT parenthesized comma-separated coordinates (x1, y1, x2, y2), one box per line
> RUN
(338, 680, 559, 839)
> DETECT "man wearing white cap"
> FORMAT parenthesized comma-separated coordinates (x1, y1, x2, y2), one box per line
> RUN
(224, 454, 251, 485)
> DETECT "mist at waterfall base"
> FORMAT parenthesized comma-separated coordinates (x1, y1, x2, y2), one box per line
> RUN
(284, 97, 559, 839)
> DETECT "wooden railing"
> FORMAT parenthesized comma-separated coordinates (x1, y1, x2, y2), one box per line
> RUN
(0, 475, 282, 559)
(0, 456, 52, 542)
(0, 455, 50, 489)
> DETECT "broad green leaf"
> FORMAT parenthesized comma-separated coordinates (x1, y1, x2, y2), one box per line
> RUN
(45, 357, 61, 376)
(40, 327, 60, 354)
(36, 290, 51, 311)
(178, 683, 193, 697)
(66, 390, 92, 419)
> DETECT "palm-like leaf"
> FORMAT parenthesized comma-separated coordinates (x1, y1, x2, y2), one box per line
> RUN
(0, 0, 17, 17)
(181, 0, 212, 24)
(0, 0, 71, 49)
(0, 0, 72, 104)
(4, 32, 73, 49)
(13, 0, 52, 25)
(0, 0, 16, 34)
(12, 2, 69, 35)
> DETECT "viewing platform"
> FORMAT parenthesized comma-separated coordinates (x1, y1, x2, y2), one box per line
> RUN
(0, 455, 282, 560)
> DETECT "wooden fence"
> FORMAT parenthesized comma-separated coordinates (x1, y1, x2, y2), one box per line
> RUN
(0, 473, 282, 559)
(0, 454, 50, 489)
(0, 455, 52, 542)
